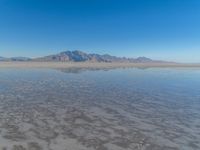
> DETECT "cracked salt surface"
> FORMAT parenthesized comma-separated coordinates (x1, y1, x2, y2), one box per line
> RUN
(0, 68, 200, 150)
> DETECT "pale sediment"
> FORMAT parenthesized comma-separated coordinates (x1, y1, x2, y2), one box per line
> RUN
(0, 68, 200, 150)
(0, 62, 200, 69)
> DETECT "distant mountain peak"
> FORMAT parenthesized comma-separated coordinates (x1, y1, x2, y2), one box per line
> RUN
(0, 56, 31, 61)
(11, 57, 31, 61)
(135, 57, 153, 62)
(33, 50, 157, 63)
(1, 50, 161, 63)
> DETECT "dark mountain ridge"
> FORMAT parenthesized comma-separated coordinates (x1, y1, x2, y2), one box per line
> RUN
(34, 50, 160, 63)
(1, 50, 163, 63)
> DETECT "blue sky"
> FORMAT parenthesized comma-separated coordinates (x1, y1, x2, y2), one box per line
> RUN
(0, 0, 200, 62)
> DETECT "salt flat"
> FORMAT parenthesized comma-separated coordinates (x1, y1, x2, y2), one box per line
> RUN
(0, 68, 200, 150)
(0, 62, 200, 69)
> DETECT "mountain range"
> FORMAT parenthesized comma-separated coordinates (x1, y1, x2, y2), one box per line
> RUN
(0, 50, 163, 63)
(0, 56, 31, 61)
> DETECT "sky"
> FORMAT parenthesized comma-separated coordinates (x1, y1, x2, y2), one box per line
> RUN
(0, 0, 200, 62)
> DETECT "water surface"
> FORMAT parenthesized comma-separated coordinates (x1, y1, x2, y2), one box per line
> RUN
(0, 68, 200, 150)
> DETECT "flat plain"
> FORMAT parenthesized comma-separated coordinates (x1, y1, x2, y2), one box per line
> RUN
(0, 62, 200, 69)
(0, 67, 200, 150)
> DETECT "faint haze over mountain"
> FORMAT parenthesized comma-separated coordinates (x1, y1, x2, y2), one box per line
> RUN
(0, 50, 164, 63)
(0, 0, 200, 62)
(34, 50, 158, 63)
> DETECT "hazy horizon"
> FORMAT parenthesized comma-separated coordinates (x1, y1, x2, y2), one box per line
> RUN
(0, 49, 199, 63)
(0, 0, 200, 63)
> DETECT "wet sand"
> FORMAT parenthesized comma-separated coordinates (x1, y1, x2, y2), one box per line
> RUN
(0, 61, 200, 69)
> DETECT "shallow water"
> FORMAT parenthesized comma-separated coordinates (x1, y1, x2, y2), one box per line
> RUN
(0, 68, 200, 150)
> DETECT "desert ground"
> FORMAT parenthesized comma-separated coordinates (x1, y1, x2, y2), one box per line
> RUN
(0, 62, 200, 69)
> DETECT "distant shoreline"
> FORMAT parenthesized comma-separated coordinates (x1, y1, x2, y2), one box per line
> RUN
(0, 62, 200, 69)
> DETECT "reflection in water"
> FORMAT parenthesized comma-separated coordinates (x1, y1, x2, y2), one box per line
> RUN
(57, 67, 111, 74)
(56, 66, 150, 74)
(0, 68, 200, 150)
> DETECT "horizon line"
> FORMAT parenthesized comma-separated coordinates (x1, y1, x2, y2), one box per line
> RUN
(0, 50, 199, 64)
